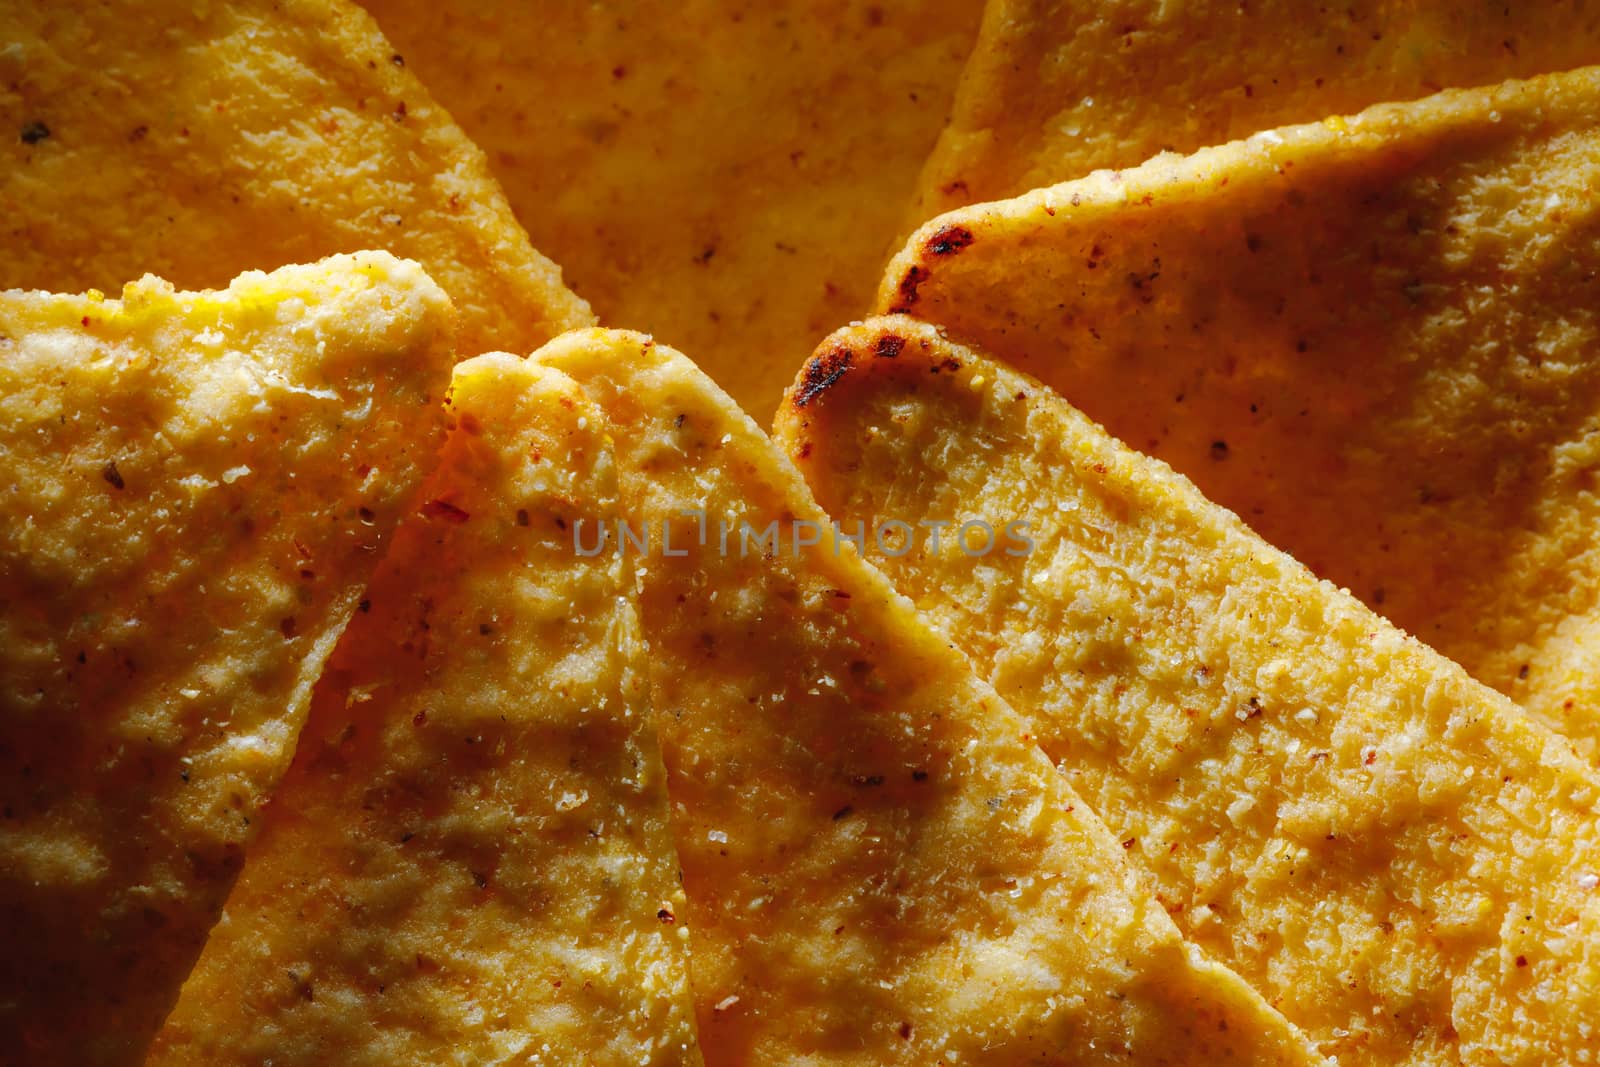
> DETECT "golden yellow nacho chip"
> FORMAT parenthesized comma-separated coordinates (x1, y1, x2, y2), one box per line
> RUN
(914, 0, 1600, 217)
(360, 0, 982, 417)
(149, 355, 700, 1066)
(777, 316, 1600, 1065)
(536, 328, 1322, 1064)
(0, 0, 590, 356)
(0, 253, 454, 1063)
(882, 68, 1600, 752)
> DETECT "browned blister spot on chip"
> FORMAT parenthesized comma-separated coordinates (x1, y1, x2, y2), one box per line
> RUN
(793, 346, 855, 409)
(925, 224, 974, 256)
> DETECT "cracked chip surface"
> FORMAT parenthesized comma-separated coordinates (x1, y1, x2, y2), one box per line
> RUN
(0, 252, 456, 1063)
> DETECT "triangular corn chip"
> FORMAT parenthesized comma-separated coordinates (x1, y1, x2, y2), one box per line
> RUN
(914, 0, 1600, 217)
(149, 355, 701, 1065)
(360, 0, 981, 416)
(0, 0, 590, 356)
(883, 68, 1600, 752)
(777, 315, 1600, 1065)
(0, 253, 454, 1062)
(536, 328, 1323, 1064)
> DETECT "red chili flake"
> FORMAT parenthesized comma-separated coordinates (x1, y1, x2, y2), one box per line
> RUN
(657, 907, 676, 923)
(1364, 749, 1378, 766)
(1122, 837, 1138, 850)
(1516, 955, 1528, 967)
(413, 710, 427, 726)
(422, 498, 470, 523)
(102, 462, 125, 490)
(279, 617, 297, 638)
(898, 1022, 912, 1040)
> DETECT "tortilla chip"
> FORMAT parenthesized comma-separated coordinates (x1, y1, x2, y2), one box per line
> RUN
(359, 0, 982, 417)
(0, 0, 590, 356)
(534, 328, 1322, 1064)
(148, 355, 700, 1065)
(777, 315, 1600, 1065)
(914, 0, 1600, 217)
(882, 67, 1600, 754)
(0, 253, 454, 1063)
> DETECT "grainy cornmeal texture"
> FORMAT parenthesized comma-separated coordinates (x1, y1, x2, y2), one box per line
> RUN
(883, 68, 1600, 757)
(0, 0, 590, 356)
(0, 253, 455, 1065)
(359, 0, 982, 417)
(913, 0, 1600, 218)
(535, 329, 1324, 1066)
(776, 316, 1600, 1066)
(148, 356, 701, 1066)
